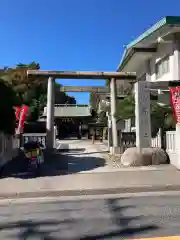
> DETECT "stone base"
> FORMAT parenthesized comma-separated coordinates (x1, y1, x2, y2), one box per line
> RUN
(109, 146, 121, 155)
(121, 147, 168, 167)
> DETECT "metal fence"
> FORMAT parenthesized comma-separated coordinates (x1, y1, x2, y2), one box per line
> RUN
(120, 132, 136, 152)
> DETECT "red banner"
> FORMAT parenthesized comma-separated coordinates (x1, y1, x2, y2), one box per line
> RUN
(169, 86, 180, 123)
(14, 106, 21, 121)
(14, 105, 30, 133)
(18, 105, 29, 131)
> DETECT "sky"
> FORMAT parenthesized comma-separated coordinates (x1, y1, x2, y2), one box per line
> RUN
(1, 0, 180, 104)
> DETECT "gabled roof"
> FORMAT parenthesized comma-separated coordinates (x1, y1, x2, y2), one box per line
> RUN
(118, 16, 180, 71)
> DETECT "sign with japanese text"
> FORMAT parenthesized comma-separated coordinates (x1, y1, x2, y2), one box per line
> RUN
(169, 86, 180, 123)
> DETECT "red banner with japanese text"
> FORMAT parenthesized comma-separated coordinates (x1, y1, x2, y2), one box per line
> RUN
(169, 86, 180, 123)
(18, 105, 29, 131)
(14, 105, 30, 134)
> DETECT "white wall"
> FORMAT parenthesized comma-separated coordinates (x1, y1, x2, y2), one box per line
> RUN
(135, 41, 176, 105)
(136, 40, 180, 82)
(150, 42, 174, 82)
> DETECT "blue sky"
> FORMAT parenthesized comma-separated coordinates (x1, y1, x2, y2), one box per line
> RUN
(1, 0, 180, 104)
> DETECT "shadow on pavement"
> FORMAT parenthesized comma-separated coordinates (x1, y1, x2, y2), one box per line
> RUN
(0, 150, 29, 178)
(57, 148, 86, 153)
(79, 198, 158, 239)
(0, 197, 159, 239)
(0, 219, 74, 239)
(0, 150, 106, 179)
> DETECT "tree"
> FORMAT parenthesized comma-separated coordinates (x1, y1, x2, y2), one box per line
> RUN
(115, 94, 175, 137)
(54, 83, 76, 104)
(0, 62, 76, 122)
(0, 79, 18, 134)
(89, 93, 101, 122)
(115, 95, 135, 120)
(89, 92, 100, 110)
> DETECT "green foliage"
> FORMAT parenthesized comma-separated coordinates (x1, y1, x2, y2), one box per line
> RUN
(0, 62, 77, 133)
(105, 79, 109, 87)
(0, 79, 17, 134)
(115, 95, 135, 120)
(113, 94, 175, 137)
(89, 93, 99, 122)
(89, 93, 100, 110)
(89, 93, 93, 106)
(5, 62, 76, 121)
(97, 111, 107, 124)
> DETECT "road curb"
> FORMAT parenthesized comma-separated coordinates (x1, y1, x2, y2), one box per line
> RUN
(1, 184, 180, 199)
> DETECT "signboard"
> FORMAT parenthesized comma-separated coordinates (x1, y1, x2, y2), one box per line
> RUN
(20, 133, 46, 148)
(169, 86, 180, 123)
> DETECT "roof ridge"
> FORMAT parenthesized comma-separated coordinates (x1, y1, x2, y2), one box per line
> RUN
(118, 16, 180, 71)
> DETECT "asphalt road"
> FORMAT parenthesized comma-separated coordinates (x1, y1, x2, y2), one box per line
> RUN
(0, 192, 179, 239)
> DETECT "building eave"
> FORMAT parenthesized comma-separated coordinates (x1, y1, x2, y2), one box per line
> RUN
(117, 16, 180, 72)
(119, 47, 156, 72)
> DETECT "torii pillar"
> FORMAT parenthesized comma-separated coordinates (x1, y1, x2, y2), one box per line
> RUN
(135, 81, 151, 151)
(110, 78, 119, 154)
(46, 77, 55, 150)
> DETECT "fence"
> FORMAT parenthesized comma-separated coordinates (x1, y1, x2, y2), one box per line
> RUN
(165, 131, 176, 152)
(120, 131, 162, 151)
(0, 127, 57, 169)
(20, 133, 47, 147)
(151, 130, 177, 166)
(165, 131, 176, 166)
(19, 127, 57, 148)
(151, 130, 162, 148)
(120, 129, 175, 151)
(0, 133, 19, 168)
(120, 132, 136, 152)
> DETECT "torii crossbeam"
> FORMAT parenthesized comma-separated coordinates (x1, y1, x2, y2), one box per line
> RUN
(60, 86, 109, 93)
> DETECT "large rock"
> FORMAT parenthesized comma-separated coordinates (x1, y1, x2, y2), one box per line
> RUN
(121, 147, 168, 167)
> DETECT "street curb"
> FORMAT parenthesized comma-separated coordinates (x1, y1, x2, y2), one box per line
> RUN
(1, 184, 180, 200)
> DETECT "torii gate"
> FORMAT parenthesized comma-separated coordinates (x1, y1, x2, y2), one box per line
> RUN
(59, 85, 126, 148)
(27, 70, 136, 154)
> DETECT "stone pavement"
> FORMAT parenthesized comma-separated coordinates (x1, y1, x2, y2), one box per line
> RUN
(56, 139, 117, 173)
(0, 164, 179, 199)
(0, 139, 179, 199)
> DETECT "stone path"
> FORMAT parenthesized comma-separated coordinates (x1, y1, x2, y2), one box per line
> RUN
(0, 139, 178, 199)
(57, 139, 117, 173)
